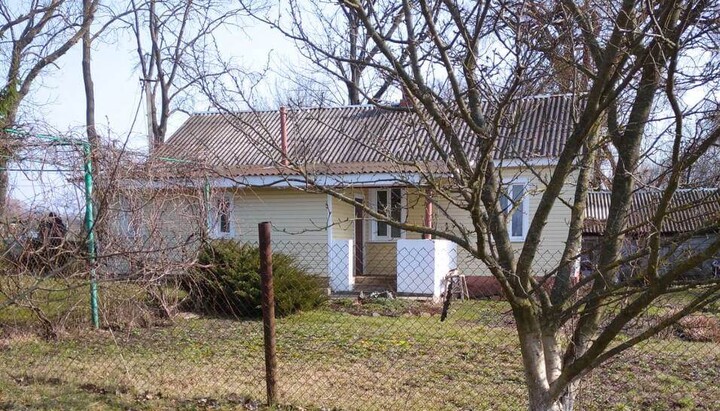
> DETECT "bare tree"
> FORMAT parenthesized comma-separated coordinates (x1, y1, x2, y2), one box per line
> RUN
(212, 1, 720, 409)
(0, 134, 210, 336)
(82, 0, 100, 152)
(124, 0, 243, 151)
(0, 0, 99, 215)
(251, 0, 412, 105)
(641, 106, 720, 188)
(270, 73, 344, 109)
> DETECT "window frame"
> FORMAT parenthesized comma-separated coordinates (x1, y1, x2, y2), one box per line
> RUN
(369, 187, 406, 242)
(499, 179, 530, 242)
(208, 193, 235, 239)
(118, 195, 141, 240)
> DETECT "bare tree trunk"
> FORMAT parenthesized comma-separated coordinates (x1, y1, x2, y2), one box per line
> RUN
(0, 90, 19, 218)
(551, 126, 600, 305)
(515, 304, 563, 411)
(0, 156, 8, 217)
(82, 0, 99, 154)
(81, 0, 110, 253)
(557, 381, 579, 411)
(347, 9, 361, 105)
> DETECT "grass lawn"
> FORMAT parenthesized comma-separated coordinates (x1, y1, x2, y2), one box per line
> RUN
(0, 297, 718, 410)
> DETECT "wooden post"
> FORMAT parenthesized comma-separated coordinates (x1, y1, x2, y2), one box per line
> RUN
(259, 222, 278, 405)
(423, 188, 433, 240)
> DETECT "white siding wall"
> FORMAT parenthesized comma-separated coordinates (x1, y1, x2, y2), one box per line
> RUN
(331, 194, 357, 241)
(230, 187, 329, 243)
(431, 166, 574, 276)
(127, 167, 576, 280)
(228, 187, 330, 275)
(106, 189, 206, 276)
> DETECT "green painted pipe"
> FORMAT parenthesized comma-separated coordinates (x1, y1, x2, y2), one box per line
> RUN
(5, 128, 102, 328)
(83, 144, 100, 329)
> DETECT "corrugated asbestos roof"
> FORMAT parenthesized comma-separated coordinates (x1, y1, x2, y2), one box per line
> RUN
(584, 189, 720, 235)
(157, 94, 578, 176)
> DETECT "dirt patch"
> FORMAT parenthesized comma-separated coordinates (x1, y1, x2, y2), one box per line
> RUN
(328, 297, 442, 317)
(79, 383, 110, 395)
(10, 375, 62, 387)
(674, 315, 720, 342)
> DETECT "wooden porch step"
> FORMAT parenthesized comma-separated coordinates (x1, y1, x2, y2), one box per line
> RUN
(354, 275, 396, 293)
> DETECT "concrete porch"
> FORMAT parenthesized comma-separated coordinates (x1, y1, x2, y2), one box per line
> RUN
(328, 239, 457, 299)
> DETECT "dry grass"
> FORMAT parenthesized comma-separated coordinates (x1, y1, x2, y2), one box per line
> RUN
(674, 315, 720, 342)
(0, 299, 718, 410)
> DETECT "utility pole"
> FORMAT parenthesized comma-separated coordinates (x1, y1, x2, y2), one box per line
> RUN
(142, 53, 156, 154)
(142, 78, 155, 154)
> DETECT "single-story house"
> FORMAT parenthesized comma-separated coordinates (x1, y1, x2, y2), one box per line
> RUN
(121, 94, 584, 297)
(582, 189, 720, 281)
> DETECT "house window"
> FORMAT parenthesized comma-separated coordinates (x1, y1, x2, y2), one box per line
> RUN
(499, 182, 529, 242)
(372, 187, 405, 241)
(209, 194, 234, 238)
(118, 196, 140, 239)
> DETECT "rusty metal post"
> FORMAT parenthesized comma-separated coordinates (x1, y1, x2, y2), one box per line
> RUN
(259, 222, 278, 405)
(423, 188, 433, 240)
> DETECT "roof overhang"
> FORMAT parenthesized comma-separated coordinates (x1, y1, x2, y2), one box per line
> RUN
(211, 172, 427, 188)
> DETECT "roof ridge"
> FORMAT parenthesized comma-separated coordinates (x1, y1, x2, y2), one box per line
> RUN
(192, 104, 379, 117)
(188, 94, 580, 117)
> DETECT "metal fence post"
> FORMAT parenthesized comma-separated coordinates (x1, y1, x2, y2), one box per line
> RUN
(3, 128, 100, 328)
(83, 143, 100, 329)
(259, 222, 278, 405)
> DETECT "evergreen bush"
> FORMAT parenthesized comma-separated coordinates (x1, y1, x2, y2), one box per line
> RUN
(185, 240, 326, 317)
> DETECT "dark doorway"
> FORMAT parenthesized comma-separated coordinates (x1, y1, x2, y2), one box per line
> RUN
(354, 198, 364, 276)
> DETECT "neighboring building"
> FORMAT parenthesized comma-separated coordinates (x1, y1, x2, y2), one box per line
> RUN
(122, 95, 583, 297)
(582, 189, 720, 281)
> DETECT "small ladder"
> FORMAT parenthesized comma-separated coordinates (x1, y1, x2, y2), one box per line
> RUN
(446, 268, 469, 301)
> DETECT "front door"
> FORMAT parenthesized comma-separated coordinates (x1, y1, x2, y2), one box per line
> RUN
(354, 198, 364, 276)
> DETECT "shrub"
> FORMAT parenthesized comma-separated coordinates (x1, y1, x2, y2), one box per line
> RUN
(184, 240, 326, 317)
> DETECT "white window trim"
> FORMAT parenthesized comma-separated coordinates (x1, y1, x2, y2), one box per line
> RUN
(209, 193, 235, 239)
(369, 187, 407, 242)
(501, 179, 530, 243)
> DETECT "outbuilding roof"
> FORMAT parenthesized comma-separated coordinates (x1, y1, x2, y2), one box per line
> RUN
(584, 189, 720, 236)
(157, 94, 578, 176)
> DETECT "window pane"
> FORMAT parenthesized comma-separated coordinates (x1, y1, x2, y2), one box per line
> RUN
(377, 221, 388, 237)
(377, 190, 388, 216)
(377, 190, 389, 238)
(390, 189, 402, 219)
(512, 206, 523, 237)
(391, 188, 402, 208)
(511, 184, 524, 237)
(218, 198, 230, 233)
(220, 213, 230, 233)
(512, 184, 523, 202)
(500, 195, 509, 214)
(391, 188, 402, 238)
(390, 224, 401, 238)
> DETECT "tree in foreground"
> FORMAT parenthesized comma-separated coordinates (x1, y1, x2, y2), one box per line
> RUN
(226, 0, 720, 409)
(0, 0, 99, 215)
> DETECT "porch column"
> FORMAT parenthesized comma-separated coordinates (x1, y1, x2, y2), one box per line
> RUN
(329, 239, 354, 293)
(397, 239, 457, 300)
(423, 188, 433, 240)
